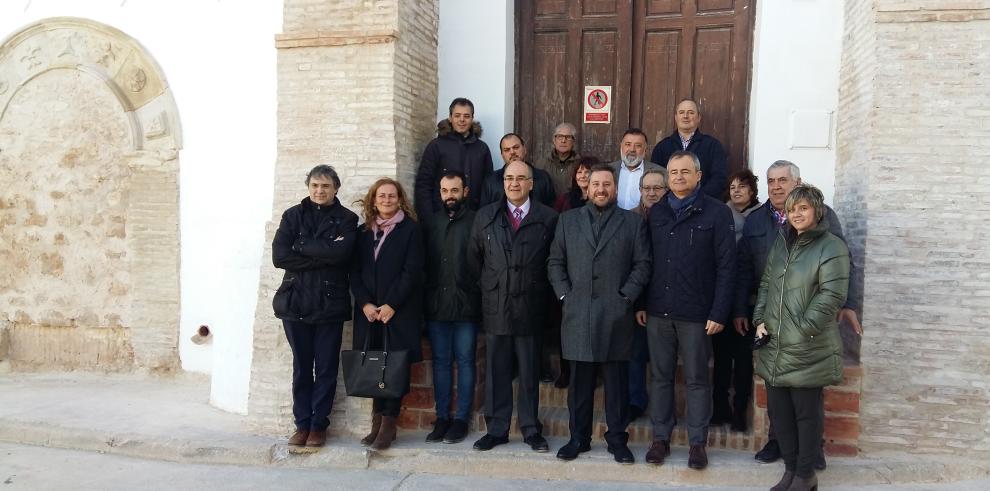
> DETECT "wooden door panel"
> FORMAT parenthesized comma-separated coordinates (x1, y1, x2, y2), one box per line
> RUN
(581, 29, 623, 160)
(697, 0, 734, 12)
(642, 30, 682, 145)
(583, 0, 620, 16)
(692, 26, 734, 160)
(531, 31, 571, 165)
(648, 0, 683, 15)
(536, 0, 568, 17)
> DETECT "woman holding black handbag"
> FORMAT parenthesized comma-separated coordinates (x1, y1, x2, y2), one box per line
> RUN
(272, 165, 358, 451)
(350, 177, 424, 450)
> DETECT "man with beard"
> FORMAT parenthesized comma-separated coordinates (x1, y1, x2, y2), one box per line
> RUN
(547, 164, 652, 464)
(422, 171, 480, 445)
(609, 128, 662, 211)
(469, 160, 558, 453)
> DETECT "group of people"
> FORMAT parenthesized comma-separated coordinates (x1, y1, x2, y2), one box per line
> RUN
(272, 96, 862, 491)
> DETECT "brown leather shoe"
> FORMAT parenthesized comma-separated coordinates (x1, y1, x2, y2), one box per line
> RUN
(371, 415, 397, 450)
(287, 429, 309, 447)
(645, 440, 671, 465)
(305, 429, 327, 448)
(360, 412, 382, 446)
(688, 444, 708, 469)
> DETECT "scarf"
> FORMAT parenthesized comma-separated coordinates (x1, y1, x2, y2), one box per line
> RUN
(371, 209, 405, 259)
(667, 186, 700, 219)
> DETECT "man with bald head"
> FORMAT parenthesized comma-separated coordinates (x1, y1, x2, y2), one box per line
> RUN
(650, 99, 728, 198)
(469, 159, 559, 453)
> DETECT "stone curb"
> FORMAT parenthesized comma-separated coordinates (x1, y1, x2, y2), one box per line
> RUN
(2, 418, 988, 487)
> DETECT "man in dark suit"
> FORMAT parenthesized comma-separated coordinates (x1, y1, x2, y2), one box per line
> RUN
(547, 164, 652, 464)
(641, 150, 736, 470)
(479, 133, 556, 207)
(468, 159, 558, 453)
(650, 99, 728, 199)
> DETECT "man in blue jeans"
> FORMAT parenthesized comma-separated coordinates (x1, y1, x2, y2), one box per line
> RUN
(423, 171, 480, 444)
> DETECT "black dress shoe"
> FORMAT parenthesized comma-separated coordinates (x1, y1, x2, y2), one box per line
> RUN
(688, 445, 708, 470)
(607, 443, 635, 464)
(472, 433, 508, 451)
(443, 419, 469, 444)
(555, 440, 591, 460)
(755, 439, 781, 463)
(523, 434, 550, 453)
(628, 405, 645, 422)
(425, 418, 450, 443)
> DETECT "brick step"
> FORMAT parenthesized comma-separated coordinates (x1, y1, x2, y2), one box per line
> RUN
(471, 406, 766, 452)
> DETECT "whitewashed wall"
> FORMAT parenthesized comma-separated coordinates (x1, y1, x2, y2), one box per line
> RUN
(748, 0, 843, 204)
(437, 0, 514, 167)
(0, 0, 281, 414)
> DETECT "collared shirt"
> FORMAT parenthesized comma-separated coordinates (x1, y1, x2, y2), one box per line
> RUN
(617, 161, 645, 210)
(506, 198, 531, 222)
(679, 131, 695, 150)
(771, 206, 787, 226)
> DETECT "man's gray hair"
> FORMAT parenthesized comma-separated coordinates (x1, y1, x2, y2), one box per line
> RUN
(553, 122, 577, 136)
(768, 160, 801, 179)
(668, 150, 701, 171)
(640, 168, 668, 188)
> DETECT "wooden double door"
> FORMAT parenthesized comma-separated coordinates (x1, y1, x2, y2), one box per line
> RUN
(516, 0, 754, 174)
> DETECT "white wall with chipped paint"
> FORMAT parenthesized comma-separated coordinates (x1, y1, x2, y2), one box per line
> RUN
(0, 0, 282, 414)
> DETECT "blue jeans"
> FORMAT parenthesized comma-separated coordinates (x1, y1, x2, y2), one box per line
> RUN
(427, 321, 478, 421)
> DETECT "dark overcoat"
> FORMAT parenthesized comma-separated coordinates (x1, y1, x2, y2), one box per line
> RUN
(547, 202, 652, 362)
(350, 218, 424, 363)
(468, 200, 558, 336)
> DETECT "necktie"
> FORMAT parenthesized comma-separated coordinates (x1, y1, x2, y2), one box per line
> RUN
(512, 208, 523, 231)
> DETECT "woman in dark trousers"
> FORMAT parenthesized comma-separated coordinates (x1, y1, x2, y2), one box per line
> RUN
(350, 177, 424, 450)
(272, 165, 358, 450)
(548, 156, 597, 387)
(711, 168, 763, 432)
(754, 184, 849, 491)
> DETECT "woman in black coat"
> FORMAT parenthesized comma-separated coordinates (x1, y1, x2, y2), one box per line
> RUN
(272, 165, 358, 450)
(350, 177, 424, 450)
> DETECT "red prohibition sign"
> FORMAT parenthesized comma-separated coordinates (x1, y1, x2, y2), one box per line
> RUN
(588, 89, 608, 110)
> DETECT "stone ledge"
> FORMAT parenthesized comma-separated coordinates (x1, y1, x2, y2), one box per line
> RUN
(878, 8, 990, 23)
(275, 30, 398, 49)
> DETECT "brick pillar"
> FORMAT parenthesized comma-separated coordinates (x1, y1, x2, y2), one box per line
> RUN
(248, 0, 438, 436)
(836, 1, 990, 458)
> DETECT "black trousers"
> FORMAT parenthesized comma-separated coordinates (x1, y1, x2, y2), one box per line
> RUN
(568, 360, 629, 445)
(283, 320, 344, 431)
(766, 385, 824, 478)
(712, 327, 754, 418)
(484, 333, 541, 438)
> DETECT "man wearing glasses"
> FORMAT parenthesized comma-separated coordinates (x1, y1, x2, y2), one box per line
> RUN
(468, 160, 558, 453)
(537, 123, 581, 196)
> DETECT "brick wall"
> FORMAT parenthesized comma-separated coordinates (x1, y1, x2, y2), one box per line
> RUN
(249, 0, 439, 436)
(837, 0, 990, 457)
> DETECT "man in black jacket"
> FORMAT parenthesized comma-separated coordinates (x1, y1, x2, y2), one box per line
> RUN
(650, 99, 728, 199)
(272, 165, 358, 450)
(415, 97, 494, 224)
(422, 171, 480, 445)
(642, 151, 736, 470)
(468, 160, 558, 453)
(479, 133, 556, 207)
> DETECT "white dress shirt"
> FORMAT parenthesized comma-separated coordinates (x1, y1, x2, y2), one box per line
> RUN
(617, 162, 645, 210)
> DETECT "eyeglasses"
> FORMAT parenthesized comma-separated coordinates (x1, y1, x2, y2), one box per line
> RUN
(640, 186, 667, 192)
(554, 134, 575, 141)
(503, 176, 532, 182)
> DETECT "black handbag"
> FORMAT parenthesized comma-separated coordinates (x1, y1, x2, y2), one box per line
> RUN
(341, 321, 410, 399)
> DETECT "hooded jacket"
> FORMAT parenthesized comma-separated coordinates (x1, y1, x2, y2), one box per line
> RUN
(415, 120, 494, 224)
(753, 220, 849, 388)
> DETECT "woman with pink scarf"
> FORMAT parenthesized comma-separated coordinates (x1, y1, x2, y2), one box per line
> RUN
(350, 178, 424, 450)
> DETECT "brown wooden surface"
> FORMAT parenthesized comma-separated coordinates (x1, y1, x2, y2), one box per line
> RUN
(517, 0, 753, 173)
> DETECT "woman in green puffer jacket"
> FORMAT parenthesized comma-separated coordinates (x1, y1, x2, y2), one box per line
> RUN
(753, 184, 849, 491)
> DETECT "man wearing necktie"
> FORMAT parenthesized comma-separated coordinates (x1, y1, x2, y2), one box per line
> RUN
(468, 160, 559, 453)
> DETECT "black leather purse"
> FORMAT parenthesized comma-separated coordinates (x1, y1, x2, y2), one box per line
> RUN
(341, 321, 410, 399)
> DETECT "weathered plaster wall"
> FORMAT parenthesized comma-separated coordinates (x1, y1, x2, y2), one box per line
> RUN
(0, 18, 181, 371)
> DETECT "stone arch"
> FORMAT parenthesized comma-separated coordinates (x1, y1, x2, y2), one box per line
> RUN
(0, 17, 181, 371)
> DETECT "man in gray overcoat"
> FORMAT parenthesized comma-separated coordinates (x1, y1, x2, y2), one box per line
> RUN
(547, 163, 652, 464)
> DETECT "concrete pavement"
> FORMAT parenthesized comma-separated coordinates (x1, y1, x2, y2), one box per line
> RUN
(1, 372, 988, 489)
